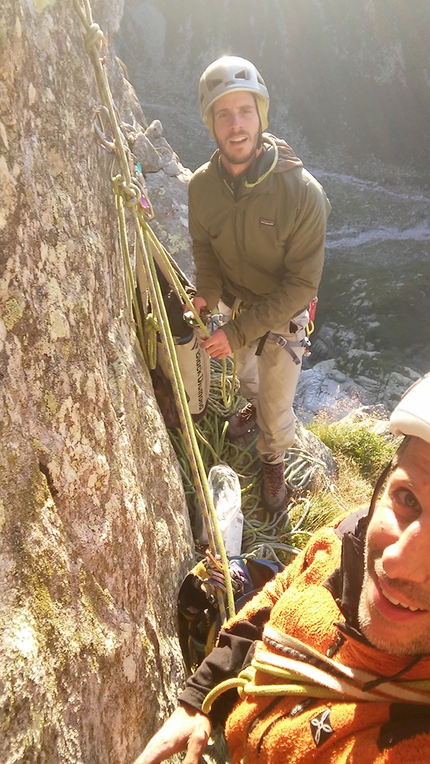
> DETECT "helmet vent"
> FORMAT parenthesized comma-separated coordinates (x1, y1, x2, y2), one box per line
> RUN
(234, 69, 250, 81)
(206, 77, 223, 92)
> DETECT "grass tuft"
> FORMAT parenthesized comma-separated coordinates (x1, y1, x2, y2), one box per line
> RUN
(308, 414, 399, 483)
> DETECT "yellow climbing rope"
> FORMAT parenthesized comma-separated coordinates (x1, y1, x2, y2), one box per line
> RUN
(202, 635, 430, 714)
(73, 0, 236, 618)
(73, 0, 336, 624)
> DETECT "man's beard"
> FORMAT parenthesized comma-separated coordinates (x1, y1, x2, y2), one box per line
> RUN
(358, 550, 430, 656)
(216, 131, 260, 167)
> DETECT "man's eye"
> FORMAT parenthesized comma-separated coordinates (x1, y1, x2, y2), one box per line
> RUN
(393, 488, 421, 514)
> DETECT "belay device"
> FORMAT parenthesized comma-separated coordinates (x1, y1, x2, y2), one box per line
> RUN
(136, 237, 210, 428)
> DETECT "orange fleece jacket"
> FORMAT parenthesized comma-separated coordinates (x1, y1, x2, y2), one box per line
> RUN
(223, 526, 430, 763)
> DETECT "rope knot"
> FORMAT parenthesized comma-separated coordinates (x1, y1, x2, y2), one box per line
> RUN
(84, 23, 106, 55)
(145, 313, 159, 333)
(112, 174, 139, 205)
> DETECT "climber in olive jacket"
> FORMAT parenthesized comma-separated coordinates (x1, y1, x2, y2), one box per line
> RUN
(188, 132, 331, 352)
(188, 56, 331, 515)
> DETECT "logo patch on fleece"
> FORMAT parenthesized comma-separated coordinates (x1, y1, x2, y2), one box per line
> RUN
(259, 217, 275, 226)
(310, 708, 334, 747)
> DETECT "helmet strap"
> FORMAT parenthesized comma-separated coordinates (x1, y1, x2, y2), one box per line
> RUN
(367, 462, 393, 522)
(254, 96, 263, 148)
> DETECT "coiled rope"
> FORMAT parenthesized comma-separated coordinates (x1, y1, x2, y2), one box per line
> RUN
(170, 360, 336, 566)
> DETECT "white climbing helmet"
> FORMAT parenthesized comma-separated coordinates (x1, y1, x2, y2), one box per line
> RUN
(198, 55, 269, 138)
(390, 372, 430, 443)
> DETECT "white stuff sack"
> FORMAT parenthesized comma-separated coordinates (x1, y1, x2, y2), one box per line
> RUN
(200, 465, 244, 556)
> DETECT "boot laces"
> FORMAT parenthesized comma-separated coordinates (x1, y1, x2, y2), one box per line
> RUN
(236, 402, 256, 426)
(263, 463, 285, 497)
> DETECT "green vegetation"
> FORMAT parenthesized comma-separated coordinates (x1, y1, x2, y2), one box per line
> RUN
(308, 415, 399, 482)
(295, 413, 401, 553)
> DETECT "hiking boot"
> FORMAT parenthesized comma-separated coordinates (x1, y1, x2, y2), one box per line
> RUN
(261, 461, 288, 515)
(227, 402, 257, 440)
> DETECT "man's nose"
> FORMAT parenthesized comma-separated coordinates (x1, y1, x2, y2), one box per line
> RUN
(382, 521, 430, 583)
(230, 111, 243, 129)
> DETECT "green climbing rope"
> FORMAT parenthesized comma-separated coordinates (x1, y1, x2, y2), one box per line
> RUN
(169, 359, 337, 567)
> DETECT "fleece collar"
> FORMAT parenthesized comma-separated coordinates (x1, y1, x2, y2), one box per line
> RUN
(323, 511, 370, 644)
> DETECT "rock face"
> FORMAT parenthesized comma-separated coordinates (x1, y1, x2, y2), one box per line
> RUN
(0, 1, 425, 761)
(0, 2, 194, 762)
(294, 359, 420, 424)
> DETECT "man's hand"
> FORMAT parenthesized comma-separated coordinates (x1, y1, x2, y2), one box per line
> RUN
(183, 296, 232, 357)
(191, 295, 208, 317)
(184, 295, 208, 323)
(132, 705, 212, 764)
(201, 327, 232, 359)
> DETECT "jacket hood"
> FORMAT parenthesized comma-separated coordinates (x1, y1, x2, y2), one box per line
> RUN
(263, 133, 303, 173)
(243, 133, 303, 186)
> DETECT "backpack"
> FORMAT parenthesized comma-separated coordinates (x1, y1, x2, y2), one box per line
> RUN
(177, 555, 284, 673)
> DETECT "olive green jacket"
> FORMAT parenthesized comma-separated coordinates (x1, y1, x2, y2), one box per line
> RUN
(188, 134, 331, 351)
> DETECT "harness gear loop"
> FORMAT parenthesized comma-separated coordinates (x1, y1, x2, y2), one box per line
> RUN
(74, 0, 236, 619)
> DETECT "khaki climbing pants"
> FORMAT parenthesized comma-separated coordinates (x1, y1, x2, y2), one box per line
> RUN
(220, 302, 309, 465)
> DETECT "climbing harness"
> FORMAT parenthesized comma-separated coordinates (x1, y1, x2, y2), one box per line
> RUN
(265, 331, 310, 366)
(255, 302, 316, 364)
